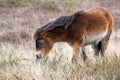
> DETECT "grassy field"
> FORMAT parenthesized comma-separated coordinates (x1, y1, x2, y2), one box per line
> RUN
(0, 0, 120, 80)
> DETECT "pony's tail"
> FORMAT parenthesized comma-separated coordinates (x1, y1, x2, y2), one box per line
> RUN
(103, 8, 114, 35)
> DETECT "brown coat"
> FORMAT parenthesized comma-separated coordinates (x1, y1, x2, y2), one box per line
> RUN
(34, 8, 114, 61)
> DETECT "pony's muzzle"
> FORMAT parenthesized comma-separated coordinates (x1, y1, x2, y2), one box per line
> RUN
(36, 53, 45, 59)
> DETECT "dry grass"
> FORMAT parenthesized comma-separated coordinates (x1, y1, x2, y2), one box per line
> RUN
(0, 37, 120, 80)
(0, 0, 120, 80)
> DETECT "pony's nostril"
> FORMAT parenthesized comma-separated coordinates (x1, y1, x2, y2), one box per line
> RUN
(36, 54, 44, 59)
(36, 54, 40, 59)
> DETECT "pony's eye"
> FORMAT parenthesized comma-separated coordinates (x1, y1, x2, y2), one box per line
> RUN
(37, 39, 44, 44)
(36, 39, 45, 48)
(37, 39, 42, 43)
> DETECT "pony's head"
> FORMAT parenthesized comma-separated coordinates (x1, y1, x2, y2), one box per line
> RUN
(33, 29, 53, 59)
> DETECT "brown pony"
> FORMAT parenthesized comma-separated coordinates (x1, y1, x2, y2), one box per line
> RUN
(33, 8, 114, 62)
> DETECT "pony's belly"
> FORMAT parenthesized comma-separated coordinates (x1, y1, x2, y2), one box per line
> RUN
(85, 30, 108, 45)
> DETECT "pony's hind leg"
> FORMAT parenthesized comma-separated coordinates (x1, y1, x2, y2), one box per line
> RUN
(100, 35, 110, 57)
(92, 43, 101, 60)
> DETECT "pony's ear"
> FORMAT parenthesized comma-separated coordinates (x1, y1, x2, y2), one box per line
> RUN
(37, 28, 41, 33)
(34, 28, 48, 39)
(33, 28, 41, 40)
(37, 28, 43, 35)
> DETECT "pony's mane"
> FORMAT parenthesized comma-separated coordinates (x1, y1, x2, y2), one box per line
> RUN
(41, 10, 84, 31)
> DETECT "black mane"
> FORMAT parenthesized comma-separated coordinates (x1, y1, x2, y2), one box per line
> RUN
(41, 10, 84, 31)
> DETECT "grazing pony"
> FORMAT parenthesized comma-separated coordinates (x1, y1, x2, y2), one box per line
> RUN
(34, 8, 114, 62)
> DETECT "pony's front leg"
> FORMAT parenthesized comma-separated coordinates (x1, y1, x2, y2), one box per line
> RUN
(81, 47, 87, 62)
(71, 43, 81, 64)
(72, 47, 87, 64)
(72, 53, 80, 64)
